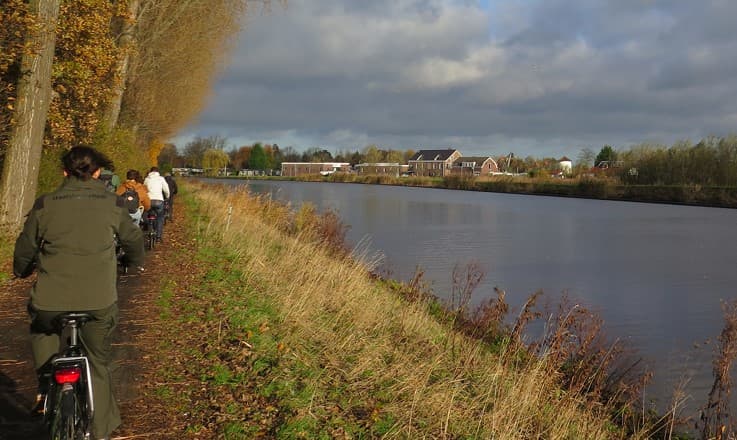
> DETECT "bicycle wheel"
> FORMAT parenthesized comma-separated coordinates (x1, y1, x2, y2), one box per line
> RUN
(144, 222, 155, 250)
(49, 389, 85, 440)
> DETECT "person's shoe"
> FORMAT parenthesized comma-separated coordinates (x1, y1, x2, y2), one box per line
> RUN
(30, 393, 45, 417)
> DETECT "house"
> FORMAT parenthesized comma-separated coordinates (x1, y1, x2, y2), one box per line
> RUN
(558, 157, 573, 175)
(408, 149, 461, 177)
(451, 156, 499, 176)
(355, 163, 409, 177)
(281, 162, 351, 177)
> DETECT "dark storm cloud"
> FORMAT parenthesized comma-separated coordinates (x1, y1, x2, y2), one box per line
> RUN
(177, 0, 737, 158)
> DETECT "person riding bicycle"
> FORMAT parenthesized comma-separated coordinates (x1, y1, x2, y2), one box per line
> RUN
(143, 166, 170, 243)
(163, 172, 178, 220)
(13, 145, 145, 440)
(115, 169, 151, 224)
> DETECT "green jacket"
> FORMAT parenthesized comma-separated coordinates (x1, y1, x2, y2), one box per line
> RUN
(13, 177, 145, 311)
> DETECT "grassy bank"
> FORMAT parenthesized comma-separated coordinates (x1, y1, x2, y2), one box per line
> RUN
(151, 180, 672, 439)
(236, 173, 737, 208)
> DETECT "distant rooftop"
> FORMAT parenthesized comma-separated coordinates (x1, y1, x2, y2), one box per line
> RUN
(409, 149, 458, 161)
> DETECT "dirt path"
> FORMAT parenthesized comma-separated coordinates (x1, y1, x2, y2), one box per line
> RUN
(0, 217, 186, 439)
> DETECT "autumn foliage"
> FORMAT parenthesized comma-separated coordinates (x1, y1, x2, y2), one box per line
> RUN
(46, 0, 121, 151)
(0, 0, 32, 163)
(0, 0, 264, 203)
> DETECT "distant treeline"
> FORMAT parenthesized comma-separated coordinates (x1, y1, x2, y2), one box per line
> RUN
(617, 136, 737, 187)
(167, 135, 737, 190)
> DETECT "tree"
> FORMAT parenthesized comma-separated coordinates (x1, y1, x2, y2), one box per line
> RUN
(230, 145, 251, 170)
(270, 144, 283, 168)
(183, 135, 226, 168)
(0, 0, 283, 230)
(202, 148, 229, 176)
(263, 144, 276, 169)
(0, 0, 61, 230)
(363, 144, 382, 164)
(348, 151, 362, 166)
(576, 148, 596, 171)
(280, 146, 300, 162)
(403, 149, 416, 164)
(119, 0, 254, 146)
(157, 143, 180, 170)
(104, 0, 140, 130)
(595, 145, 617, 167)
(302, 147, 333, 162)
(385, 149, 404, 164)
(248, 143, 269, 170)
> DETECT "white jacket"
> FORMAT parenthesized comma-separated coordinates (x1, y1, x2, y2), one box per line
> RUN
(144, 171, 170, 201)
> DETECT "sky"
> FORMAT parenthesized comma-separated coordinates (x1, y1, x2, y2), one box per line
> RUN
(172, 0, 737, 160)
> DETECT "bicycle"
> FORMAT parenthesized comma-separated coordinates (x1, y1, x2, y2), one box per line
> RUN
(142, 209, 157, 251)
(162, 198, 172, 224)
(43, 312, 95, 440)
(114, 234, 127, 274)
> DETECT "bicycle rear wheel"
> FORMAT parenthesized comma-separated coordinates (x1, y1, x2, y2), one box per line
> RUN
(49, 388, 86, 440)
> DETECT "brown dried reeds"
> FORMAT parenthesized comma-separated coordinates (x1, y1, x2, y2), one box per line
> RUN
(700, 299, 737, 439)
(432, 263, 652, 432)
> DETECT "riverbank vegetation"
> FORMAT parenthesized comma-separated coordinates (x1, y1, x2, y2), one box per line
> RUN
(238, 171, 737, 209)
(150, 180, 696, 438)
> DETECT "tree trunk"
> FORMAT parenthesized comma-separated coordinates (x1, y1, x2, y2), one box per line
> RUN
(0, 0, 61, 231)
(104, 0, 140, 131)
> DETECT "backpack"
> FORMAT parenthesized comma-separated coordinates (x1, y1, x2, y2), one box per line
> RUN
(165, 175, 178, 195)
(119, 187, 141, 214)
(99, 172, 115, 192)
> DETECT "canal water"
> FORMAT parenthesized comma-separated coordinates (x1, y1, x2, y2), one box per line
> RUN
(210, 178, 737, 417)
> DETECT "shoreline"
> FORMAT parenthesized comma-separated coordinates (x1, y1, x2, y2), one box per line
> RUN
(213, 174, 737, 209)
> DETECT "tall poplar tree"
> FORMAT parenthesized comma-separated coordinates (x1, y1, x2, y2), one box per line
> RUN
(0, 0, 61, 230)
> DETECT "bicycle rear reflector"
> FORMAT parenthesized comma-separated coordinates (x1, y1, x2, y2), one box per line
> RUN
(54, 367, 82, 384)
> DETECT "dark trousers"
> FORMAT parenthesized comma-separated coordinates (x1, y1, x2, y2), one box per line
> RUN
(149, 199, 165, 239)
(29, 303, 121, 438)
(166, 195, 174, 220)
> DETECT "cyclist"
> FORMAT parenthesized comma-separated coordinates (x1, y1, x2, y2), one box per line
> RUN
(163, 171, 178, 221)
(116, 169, 151, 224)
(143, 166, 170, 243)
(13, 145, 144, 440)
(98, 167, 120, 192)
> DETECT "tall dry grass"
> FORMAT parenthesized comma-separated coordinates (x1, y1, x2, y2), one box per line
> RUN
(700, 299, 737, 438)
(187, 181, 653, 438)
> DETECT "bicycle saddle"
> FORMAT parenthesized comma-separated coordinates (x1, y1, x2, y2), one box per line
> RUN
(58, 312, 94, 325)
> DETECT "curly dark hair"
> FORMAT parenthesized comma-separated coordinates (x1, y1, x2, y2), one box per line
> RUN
(61, 145, 114, 180)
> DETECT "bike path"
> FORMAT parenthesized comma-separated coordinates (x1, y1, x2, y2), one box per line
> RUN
(0, 260, 156, 439)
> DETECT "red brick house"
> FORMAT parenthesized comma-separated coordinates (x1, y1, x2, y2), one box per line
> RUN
(451, 156, 499, 176)
(408, 149, 461, 177)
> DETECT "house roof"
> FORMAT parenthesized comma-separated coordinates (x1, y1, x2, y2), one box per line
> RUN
(559, 156, 572, 162)
(409, 149, 459, 161)
(356, 163, 402, 167)
(454, 156, 494, 166)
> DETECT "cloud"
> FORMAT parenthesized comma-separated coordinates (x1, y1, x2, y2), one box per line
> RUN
(177, 0, 737, 158)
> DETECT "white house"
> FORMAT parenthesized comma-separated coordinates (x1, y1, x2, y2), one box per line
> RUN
(559, 157, 573, 175)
